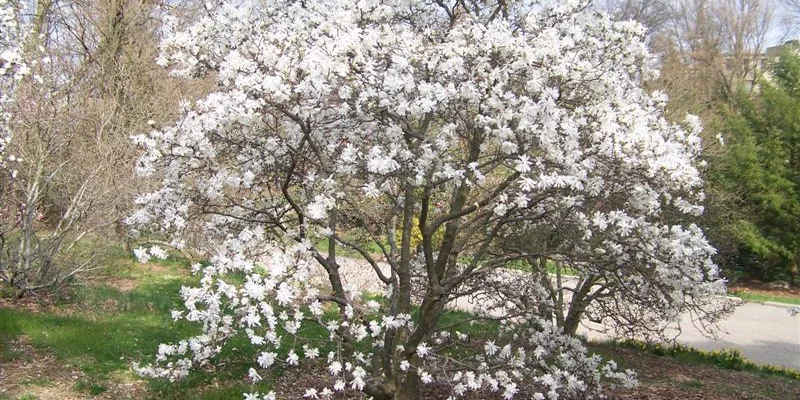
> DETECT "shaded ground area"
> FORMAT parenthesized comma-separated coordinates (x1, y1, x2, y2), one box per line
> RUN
(728, 281, 800, 305)
(325, 258, 800, 370)
(1, 261, 799, 399)
(270, 345, 800, 400)
(4, 335, 798, 400)
(580, 299, 800, 371)
(596, 343, 800, 400)
(0, 336, 147, 400)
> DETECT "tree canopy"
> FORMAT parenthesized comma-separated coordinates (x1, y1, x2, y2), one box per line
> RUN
(127, 0, 727, 399)
(715, 51, 800, 284)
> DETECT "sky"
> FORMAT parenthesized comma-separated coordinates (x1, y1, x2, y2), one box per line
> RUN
(767, 1, 799, 48)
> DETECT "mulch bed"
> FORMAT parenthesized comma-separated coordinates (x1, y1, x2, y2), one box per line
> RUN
(728, 280, 800, 302)
(271, 348, 800, 400)
(2, 278, 799, 399)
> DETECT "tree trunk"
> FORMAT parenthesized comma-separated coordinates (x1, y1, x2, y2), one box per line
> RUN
(562, 277, 595, 335)
(563, 313, 581, 336)
(394, 371, 421, 400)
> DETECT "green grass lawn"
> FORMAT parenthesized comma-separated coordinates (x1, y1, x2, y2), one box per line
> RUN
(0, 256, 500, 400)
(313, 234, 386, 259)
(503, 258, 578, 276)
(2, 251, 799, 400)
(0, 257, 284, 400)
(728, 290, 800, 305)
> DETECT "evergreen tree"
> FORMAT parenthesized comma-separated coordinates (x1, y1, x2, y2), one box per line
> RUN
(718, 51, 800, 285)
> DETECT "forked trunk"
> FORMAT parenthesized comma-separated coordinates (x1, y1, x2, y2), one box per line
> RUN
(394, 371, 421, 400)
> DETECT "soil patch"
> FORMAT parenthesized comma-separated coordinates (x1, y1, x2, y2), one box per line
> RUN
(596, 343, 800, 400)
(0, 292, 59, 314)
(729, 284, 800, 303)
(270, 346, 800, 400)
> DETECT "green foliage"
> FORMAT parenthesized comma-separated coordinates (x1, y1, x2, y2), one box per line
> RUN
(73, 380, 108, 395)
(314, 229, 386, 258)
(682, 379, 704, 389)
(728, 289, 800, 305)
(1, 250, 796, 398)
(609, 339, 800, 380)
(712, 51, 800, 284)
(0, 283, 196, 376)
(394, 216, 445, 251)
(504, 258, 578, 276)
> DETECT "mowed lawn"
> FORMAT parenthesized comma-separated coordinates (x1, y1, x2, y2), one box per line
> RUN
(1, 258, 799, 400)
(0, 259, 278, 400)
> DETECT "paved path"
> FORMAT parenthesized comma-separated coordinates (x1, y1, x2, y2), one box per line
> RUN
(581, 301, 800, 371)
(455, 293, 800, 370)
(322, 259, 800, 371)
(681, 301, 800, 370)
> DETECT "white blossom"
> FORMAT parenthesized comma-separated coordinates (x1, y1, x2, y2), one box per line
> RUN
(328, 361, 342, 376)
(248, 367, 262, 383)
(286, 350, 299, 366)
(416, 343, 431, 358)
(132, 1, 724, 399)
(133, 247, 151, 263)
(485, 341, 499, 356)
(420, 369, 433, 384)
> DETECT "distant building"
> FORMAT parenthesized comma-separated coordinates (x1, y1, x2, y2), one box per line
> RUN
(766, 40, 800, 59)
(736, 40, 800, 91)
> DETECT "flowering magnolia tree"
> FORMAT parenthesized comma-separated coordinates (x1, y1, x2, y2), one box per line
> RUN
(132, 0, 728, 398)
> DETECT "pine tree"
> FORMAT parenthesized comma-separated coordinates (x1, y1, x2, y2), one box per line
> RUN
(718, 51, 800, 285)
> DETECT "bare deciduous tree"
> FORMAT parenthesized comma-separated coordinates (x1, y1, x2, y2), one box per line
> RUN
(0, 0, 208, 296)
